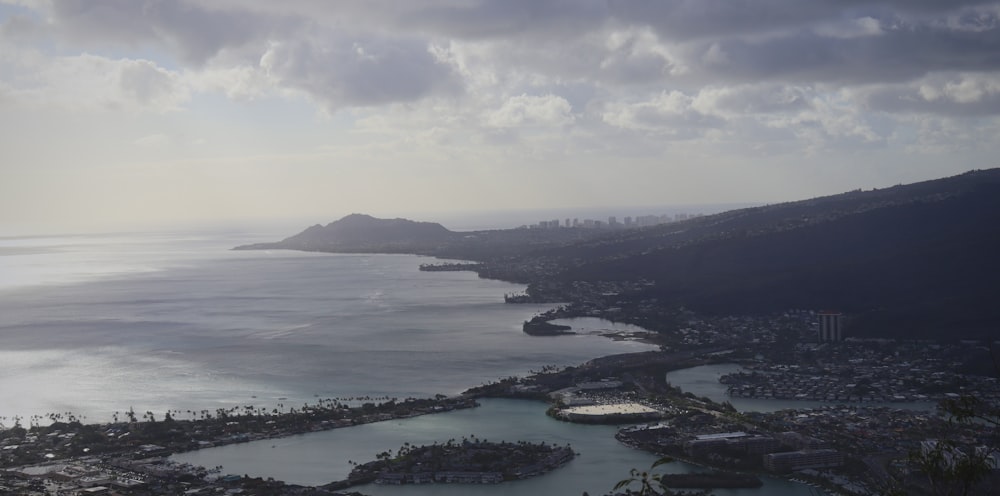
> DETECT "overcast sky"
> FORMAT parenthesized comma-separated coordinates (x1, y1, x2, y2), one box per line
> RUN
(2, 1, 999, 233)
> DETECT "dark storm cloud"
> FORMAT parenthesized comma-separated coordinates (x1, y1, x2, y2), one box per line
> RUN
(393, 0, 1000, 103)
(40, 1, 458, 107)
(261, 38, 460, 108)
(42, 1, 1000, 86)
(50, 0, 296, 65)
(702, 20, 1000, 84)
(29, 0, 1000, 115)
(608, 0, 999, 40)
(405, 0, 607, 39)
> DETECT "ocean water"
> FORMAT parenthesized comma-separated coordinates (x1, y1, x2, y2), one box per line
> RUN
(1, 231, 813, 495)
(174, 398, 810, 496)
(0, 231, 654, 423)
(665, 363, 936, 412)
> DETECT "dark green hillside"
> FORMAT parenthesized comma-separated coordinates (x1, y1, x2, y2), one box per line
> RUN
(236, 169, 1000, 340)
(536, 169, 1000, 263)
(557, 171, 1000, 340)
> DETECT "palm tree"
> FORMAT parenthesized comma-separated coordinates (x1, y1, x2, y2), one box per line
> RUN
(613, 457, 677, 496)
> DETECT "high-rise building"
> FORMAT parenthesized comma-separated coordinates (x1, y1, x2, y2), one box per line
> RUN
(818, 312, 844, 342)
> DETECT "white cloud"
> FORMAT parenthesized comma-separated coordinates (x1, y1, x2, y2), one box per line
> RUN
(602, 91, 722, 136)
(487, 94, 575, 128)
(692, 84, 810, 116)
(187, 64, 273, 101)
(939, 74, 1000, 103)
(861, 71, 1000, 115)
(0, 48, 190, 112)
(3, 0, 1000, 232)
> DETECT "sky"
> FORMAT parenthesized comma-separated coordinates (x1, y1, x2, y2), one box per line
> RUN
(2, 0, 999, 234)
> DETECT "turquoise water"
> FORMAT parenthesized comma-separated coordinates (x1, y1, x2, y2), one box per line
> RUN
(173, 398, 812, 496)
(665, 363, 935, 412)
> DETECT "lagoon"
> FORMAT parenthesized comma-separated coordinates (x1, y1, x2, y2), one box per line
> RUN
(173, 398, 812, 496)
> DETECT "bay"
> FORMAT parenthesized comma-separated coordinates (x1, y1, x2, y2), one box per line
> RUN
(1, 231, 813, 495)
(0, 231, 653, 423)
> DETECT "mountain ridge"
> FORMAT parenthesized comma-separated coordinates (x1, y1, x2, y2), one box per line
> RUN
(544, 169, 1000, 339)
(236, 168, 1000, 340)
(235, 213, 459, 253)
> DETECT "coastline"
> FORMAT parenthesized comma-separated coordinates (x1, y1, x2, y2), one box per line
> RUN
(0, 243, 874, 495)
(1, 243, 660, 490)
(1, 350, 820, 495)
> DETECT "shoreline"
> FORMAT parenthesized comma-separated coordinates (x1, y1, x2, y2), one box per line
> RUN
(1, 349, 852, 495)
(3, 247, 959, 495)
(3, 239, 980, 495)
(0, 345, 716, 491)
(1, 396, 479, 468)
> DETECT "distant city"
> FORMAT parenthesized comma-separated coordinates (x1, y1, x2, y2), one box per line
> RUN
(521, 212, 704, 230)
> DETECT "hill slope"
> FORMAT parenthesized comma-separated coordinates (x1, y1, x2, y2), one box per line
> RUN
(235, 169, 1000, 340)
(551, 169, 1000, 339)
(235, 213, 460, 253)
(236, 213, 612, 259)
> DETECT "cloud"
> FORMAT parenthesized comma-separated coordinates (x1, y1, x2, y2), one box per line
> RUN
(186, 64, 273, 101)
(416, 1, 1000, 89)
(487, 94, 575, 128)
(12, 0, 1000, 111)
(4, 0, 1000, 232)
(0, 48, 189, 112)
(404, 0, 608, 40)
(602, 91, 723, 137)
(695, 16, 1000, 85)
(118, 59, 185, 108)
(692, 84, 811, 116)
(609, 0, 999, 41)
(47, 0, 294, 65)
(259, 37, 461, 109)
(861, 72, 1000, 115)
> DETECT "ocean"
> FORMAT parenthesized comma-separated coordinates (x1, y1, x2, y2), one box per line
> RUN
(0, 230, 812, 495)
(0, 230, 653, 423)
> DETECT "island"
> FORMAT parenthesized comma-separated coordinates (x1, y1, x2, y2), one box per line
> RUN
(344, 439, 575, 486)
